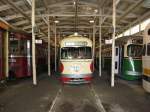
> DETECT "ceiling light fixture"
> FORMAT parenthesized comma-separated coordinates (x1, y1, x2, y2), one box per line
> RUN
(54, 20, 59, 23)
(94, 9, 98, 13)
(89, 20, 94, 23)
(74, 32, 78, 36)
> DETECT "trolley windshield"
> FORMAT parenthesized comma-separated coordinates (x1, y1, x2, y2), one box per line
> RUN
(61, 47, 92, 59)
(127, 44, 143, 57)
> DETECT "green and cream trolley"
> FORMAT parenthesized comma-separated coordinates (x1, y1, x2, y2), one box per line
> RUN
(59, 34, 93, 84)
(103, 37, 143, 80)
(142, 23, 150, 92)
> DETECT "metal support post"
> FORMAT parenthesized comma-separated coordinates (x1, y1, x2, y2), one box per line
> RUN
(48, 16, 51, 76)
(111, 0, 116, 87)
(93, 24, 96, 66)
(55, 24, 57, 72)
(31, 0, 37, 85)
(99, 9, 102, 77)
(4, 31, 9, 78)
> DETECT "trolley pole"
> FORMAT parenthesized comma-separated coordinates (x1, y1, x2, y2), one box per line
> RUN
(31, 0, 37, 85)
(48, 16, 51, 76)
(111, 0, 116, 87)
(55, 23, 57, 72)
(99, 9, 102, 77)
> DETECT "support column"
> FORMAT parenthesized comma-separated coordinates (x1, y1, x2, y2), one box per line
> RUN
(48, 16, 51, 76)
(31, 0, 37, 85)
(99, 9, 102, 77)
(4, 31, 9, 78)
(111, 0, 116, 87)
(92, 24, 96, 61)
(55, 24, 57, 72)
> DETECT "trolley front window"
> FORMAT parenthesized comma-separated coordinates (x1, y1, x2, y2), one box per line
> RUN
(61, 47, 92, 59)
(127, 44, 142, 57)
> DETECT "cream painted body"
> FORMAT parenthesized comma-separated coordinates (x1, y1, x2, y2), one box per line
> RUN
(142, 23, 150, 92)
(61, 59, 92, 76)
(60, 35, 93, 81)
(142, 56, 150, 76)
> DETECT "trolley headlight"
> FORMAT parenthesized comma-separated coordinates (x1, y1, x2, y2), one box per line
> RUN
(59, 62, 64, 73)
(90, 62, 94, 72)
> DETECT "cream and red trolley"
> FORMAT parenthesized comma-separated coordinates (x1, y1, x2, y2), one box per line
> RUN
(59, 34, 94, 84)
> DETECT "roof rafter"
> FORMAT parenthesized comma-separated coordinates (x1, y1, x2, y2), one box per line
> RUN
(3, 0, 47, 36)
(0, 1, 24, 12)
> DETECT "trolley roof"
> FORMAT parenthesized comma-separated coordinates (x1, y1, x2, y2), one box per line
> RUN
(60, 35, 92, 47)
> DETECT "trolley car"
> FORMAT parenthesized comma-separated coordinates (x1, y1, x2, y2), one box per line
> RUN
(59, 34, 93, 84)
(142, 23, 150, 92)
(9, 32, 32, 78)
(0, 22, 48, 80)
(102, 36, 143, 80)
(8, 31, 48, 79)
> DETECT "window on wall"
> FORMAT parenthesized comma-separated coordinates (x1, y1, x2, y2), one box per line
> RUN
(147, 43, 150, 56)
(143, 44, 146, 56)
(141, 18, 150, 31)
(130, 25, 140, 35)
(124, 30, 130, 36)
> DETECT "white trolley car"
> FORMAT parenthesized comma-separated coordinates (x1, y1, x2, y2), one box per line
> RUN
(59, 34, 93, 84)
(142, 23, 150, 92)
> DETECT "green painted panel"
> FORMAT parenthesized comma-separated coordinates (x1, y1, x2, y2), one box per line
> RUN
(122, 57, 142, 80)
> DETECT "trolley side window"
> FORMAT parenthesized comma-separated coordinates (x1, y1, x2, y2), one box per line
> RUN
(147, 43, 150, 56)
(9, 39, 28, 56)
(61, 47, 92, 59)
(127, 44, 143, 57)
(115, 47, 118, 56)
(142, 44, 146, 56)
(9, 40, 19, 55)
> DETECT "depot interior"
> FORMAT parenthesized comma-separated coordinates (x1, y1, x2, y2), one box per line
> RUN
(0, 0, 150, 112)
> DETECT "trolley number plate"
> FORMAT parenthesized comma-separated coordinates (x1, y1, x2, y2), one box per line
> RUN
(70, 66, 80, 72)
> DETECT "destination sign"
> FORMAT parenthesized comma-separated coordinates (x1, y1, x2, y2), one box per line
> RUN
(65, 41, 87, 46)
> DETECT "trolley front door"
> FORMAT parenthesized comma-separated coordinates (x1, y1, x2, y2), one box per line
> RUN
(115, 47, 119, 74)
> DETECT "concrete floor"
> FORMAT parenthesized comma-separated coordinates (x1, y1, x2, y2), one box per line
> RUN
(0, 71, 150, 112)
